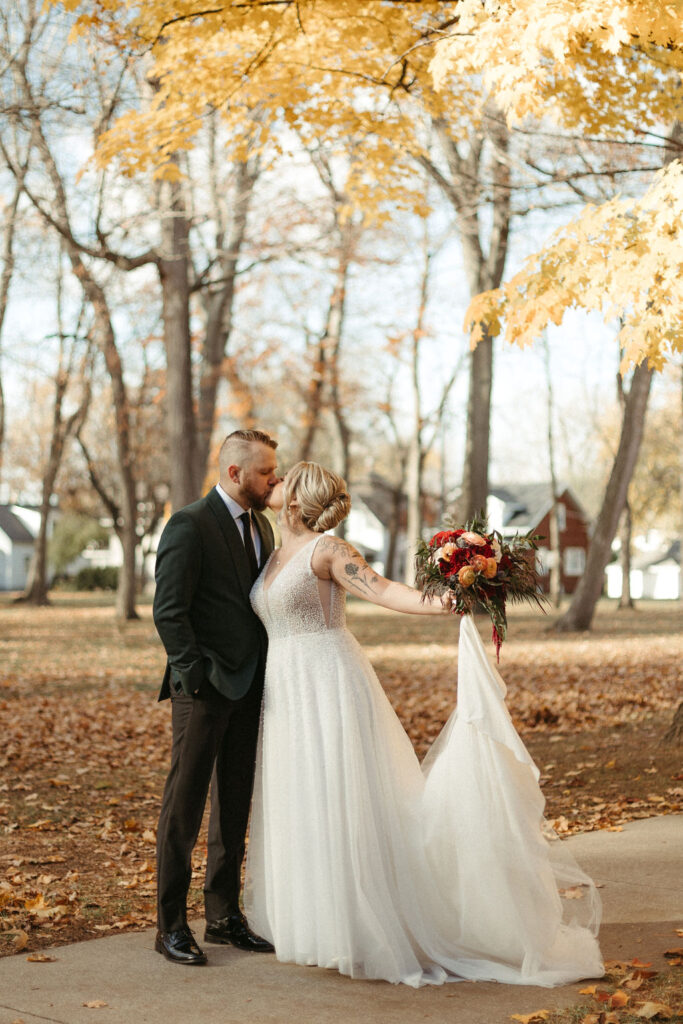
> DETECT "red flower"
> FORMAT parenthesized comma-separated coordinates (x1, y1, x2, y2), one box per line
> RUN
(431, 529, 462, 548)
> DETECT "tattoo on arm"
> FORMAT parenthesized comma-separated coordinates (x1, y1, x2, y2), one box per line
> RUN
(317, 536, 380, 595)
(343, 561, 379, 595)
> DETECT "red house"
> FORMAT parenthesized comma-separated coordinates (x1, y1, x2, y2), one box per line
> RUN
(487, 484, 591, 595)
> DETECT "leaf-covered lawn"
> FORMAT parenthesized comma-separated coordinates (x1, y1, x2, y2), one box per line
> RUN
(0, 595, 681, 956)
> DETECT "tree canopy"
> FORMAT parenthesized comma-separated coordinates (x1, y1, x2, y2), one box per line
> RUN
(429, 0, 683, 369)
(465, 159, 683, 372)
(60, 0, 683, 370)
(61, 0, 467, 207)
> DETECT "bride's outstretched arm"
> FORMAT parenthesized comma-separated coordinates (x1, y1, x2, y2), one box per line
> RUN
(312, 536, 452, 615)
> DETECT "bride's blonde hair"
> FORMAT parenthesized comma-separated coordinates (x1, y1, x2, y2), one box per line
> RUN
(283, 462, 351, 533)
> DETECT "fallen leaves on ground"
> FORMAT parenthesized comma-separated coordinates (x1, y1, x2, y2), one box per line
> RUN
(510, 1012, 550, 1023)
(568, 955, 682, 1024)
(1, 597, 681, 955)
(632, 1002, 675, 1019)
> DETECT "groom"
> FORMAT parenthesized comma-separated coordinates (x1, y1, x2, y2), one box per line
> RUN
(153, 428, 279, 965)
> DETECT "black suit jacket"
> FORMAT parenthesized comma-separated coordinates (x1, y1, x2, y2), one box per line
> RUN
(153, 487, 275, 702)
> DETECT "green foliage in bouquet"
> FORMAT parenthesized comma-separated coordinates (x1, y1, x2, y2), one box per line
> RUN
(414, 514, 547, 657)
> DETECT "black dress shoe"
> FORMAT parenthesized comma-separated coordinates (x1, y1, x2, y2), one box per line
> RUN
(205, 912, 274, 952)
(155, 926, 207, 965)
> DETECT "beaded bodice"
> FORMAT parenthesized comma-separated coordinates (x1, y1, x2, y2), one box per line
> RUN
(250, 536, 346, 640)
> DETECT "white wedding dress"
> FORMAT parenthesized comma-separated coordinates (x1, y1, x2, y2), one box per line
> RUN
(245, 536, 603, 988)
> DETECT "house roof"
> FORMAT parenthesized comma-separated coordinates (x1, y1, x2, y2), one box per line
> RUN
(355, 474, 405, 529)
(634, 539, 681, 571)
(489, 483, 588, 532)
(0, 506, 35, 543)
(355, 474, 444, 531)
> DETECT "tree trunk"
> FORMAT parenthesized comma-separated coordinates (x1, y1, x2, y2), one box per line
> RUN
(158, 176, 198, 510)
(21, 376, 67, 606)
(77, 429, 137, 619)
(385, 481, 404, 580)
(299, 330, 326, 461)
(403, 417, 421, 584)
(305, 149, 357, 509)
(664, 350, 683, 739)
(0, 171, 25, 483)
(11, 37, 139, 619)
(618, 500, 634, 609)
(327, 263, 351, 488)
(21, 378, 91, 605)
(196, 155, 259, 481)
(421, 112, 511, 523)
(679, 360, 683, 604)
(662, 701, 683, 745)
(403, 244, 430, 584)
(299, 260, 348, 471)
(115, 520, 138, 620)
(460, 332, 493, 521)
(547, 505, 561, 606)
(555, 360, 653, 632)
(19, 265, 92, 605)
(543, 334, 562, 606)
(21, 495, 51, 605)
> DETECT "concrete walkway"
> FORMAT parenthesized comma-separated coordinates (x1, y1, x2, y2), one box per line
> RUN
(1, 815, 681, 1024)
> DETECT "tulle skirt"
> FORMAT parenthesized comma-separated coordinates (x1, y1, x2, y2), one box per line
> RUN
(244, 616, 603, 987)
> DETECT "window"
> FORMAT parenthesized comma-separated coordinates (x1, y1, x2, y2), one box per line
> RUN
(564, 547, 585, 576)
(556, 503, 566, 531)
(536, 547, 550, 575)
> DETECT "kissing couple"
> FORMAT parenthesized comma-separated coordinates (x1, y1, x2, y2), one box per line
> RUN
(152, 428, 603, 988)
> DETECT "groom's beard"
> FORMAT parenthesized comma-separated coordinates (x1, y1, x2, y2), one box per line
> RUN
(243, 486, 272, 512)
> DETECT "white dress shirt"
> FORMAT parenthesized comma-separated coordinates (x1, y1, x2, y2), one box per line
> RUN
(215, 482, 262, 564)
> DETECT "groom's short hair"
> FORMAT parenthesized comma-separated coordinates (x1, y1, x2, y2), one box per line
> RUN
(219, 429, 278, 473)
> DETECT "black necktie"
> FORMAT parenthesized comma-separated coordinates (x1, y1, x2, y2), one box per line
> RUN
(239, 511, 259, 580)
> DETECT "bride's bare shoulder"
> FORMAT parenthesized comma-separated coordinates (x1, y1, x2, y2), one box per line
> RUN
(311, 535, 373, 583)
(311, 534, 351, 576)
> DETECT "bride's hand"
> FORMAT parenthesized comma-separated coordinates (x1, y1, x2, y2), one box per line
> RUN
(440, 591, 456, 613)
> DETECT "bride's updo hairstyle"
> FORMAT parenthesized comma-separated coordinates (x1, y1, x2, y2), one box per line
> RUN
(283, 462, 351, 534)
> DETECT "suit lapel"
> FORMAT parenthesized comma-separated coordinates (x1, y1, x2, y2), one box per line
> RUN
(206, 487, 253, 600)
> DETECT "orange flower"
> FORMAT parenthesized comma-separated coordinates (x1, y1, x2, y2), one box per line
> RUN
(458, 565, 476, 587)
(461, 531, 487, 547)
(471, 554, 488, 573)
(484, 557, 498, 579)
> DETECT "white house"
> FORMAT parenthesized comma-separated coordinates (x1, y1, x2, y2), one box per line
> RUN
(0, 506, 37, 591)
(605, 539, 681, 600)
(0, 504, 127, 591)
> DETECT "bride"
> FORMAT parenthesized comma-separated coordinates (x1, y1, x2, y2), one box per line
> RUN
(245, 461, 604, 988)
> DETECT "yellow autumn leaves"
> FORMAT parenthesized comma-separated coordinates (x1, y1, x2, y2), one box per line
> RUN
(430, 0, 683, 370)
(56, 0, 683, 370)
(466, 162, 683, 371)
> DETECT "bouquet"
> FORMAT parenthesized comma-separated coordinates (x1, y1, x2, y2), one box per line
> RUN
(415, 514, 546, 659)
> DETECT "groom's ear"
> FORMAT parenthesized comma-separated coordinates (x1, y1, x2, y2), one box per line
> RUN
(227, 464, 241, 483)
